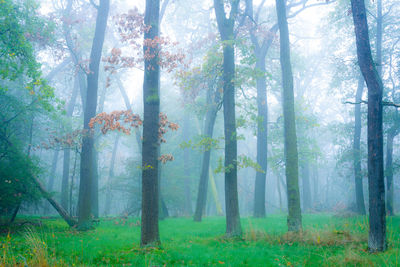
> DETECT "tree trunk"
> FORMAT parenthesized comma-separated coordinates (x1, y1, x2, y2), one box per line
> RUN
(47, 151, 59, 192)
(246, 0, 277, 218)
(276, 0, 302, 232)
(385, 132, 395, 216)
(141, 0, 161, 247)
(183, 109, 192, 215)
(353, 74, 366, 214)
(301, 163, 311, 211)
(194, 88, 220, 221)
(253, 53, 268, 218)
(33, 175, 77, 227)
(61, 76, 79, 209)
(351, 0, 386, 252)
(213, 0, 242, 237)
(104, 135, 119, 216)
(78, 0, 109, 230)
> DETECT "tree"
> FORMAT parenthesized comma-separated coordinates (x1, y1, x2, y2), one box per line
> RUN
(77, 0, 110, 230)
(213, 0, 242, 237)
(141, 0, 161, 246)
(275, 0, 302, 232)
(353, 74, 366, 214)
(350, 0, 386, 252)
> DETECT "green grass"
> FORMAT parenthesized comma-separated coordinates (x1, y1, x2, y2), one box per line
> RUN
(1, 214, 399, 266)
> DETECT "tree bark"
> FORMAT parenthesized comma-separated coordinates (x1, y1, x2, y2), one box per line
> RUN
(78, 0, 109, 230)
(353, 74, 366, 214)
(276, 0, 302, 232)
(351, 0, 386, 252)
(141, 0, 161, 247)
(213, 0, 242, 237)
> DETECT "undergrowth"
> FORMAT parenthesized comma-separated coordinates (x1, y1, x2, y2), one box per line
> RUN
(0, 214, 399, 266)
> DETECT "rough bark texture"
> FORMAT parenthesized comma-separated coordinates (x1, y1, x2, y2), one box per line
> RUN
(353, 74, 366, 215)
(194, 87, 220, 221)
(276, 0, 302, 232)
(78, 0, 109, 230)
(141, 0, 161, 247)
(213, 0, 242, 237)
(351, 0, 386, 252)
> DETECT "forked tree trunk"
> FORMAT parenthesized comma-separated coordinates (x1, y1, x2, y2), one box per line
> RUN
(276, 0, 302, 232)
(141, 0, 161, 247)
(351, 0, 386, 252)
(194, 87, 220, 221)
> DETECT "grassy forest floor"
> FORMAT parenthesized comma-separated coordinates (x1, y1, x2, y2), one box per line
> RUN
(0, 214, 399, 266)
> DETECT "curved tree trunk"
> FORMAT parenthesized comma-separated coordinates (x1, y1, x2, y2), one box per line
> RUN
(351, 0, 386, 252)
(276, 0, 302, 232)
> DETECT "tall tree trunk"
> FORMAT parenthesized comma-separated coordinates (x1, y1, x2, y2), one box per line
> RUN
(78, 0, 109, 230)
(351, 0, 386, 252)
(213, 0, 242, 237)
(253, 53, 268, 218)
(183, 109, 192, 215)
(353, 74, 366, 214)
(141, 0, 161, 247)
(245, 0, 277, 218)
(61, 76, 79, 209)
(194, 88, 220, 221)
(104, 135, 119, 216)
(276, 0, 302, 232)
(385, 132, 395, 216)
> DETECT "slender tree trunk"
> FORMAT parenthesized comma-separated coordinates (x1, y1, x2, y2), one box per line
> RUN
(33, 175, 77, 227)
(78, 0, 109, 230)
(104, 135, 119, 216)
(351, 0, 386, 252)
(213, 0, 242, 237)
(183, 109, 192, 215)
(276, 0, 302, 232)
(253, 54, 268, 218)
(385, 132, 395, 216)
(353, 74, 366, 214)
(47, 151, 59, 192)
(301, 163, 311, 211)
(194, 88, 220, 221)
(141, 0, 161, 247)
(61, 76, 79, 209)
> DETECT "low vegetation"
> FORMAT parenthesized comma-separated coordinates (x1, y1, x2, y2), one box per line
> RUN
(1, 214, 399, 266)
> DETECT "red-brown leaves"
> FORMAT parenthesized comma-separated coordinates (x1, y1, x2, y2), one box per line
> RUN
(89, 110, 142, 135)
